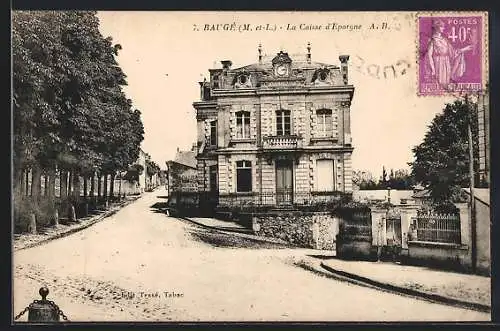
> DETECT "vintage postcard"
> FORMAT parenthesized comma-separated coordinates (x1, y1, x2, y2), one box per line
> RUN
(12, 11, 490, 323)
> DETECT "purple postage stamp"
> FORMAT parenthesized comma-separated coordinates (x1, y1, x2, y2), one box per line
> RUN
(418, 14, 484, 96)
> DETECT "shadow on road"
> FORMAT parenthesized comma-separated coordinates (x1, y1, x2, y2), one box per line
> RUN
(306, 254, 336, 260)
(156, 195, 169, 199)
(150, 202, 169, 209)
(187, 227, 294, 249)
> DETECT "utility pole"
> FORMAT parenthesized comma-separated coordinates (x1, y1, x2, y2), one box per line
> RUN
(465, 94, 477, 273)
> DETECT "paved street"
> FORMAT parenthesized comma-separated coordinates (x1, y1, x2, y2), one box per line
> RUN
(13, 189, 490, 322)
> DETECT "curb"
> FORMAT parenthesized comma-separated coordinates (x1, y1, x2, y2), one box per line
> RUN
(14, 197, 140, 252)
(320, 261, 491, 313)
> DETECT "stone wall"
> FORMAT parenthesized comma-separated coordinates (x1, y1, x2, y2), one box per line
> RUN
(474, 198, 490, 276)
(252, 211, 338, 249)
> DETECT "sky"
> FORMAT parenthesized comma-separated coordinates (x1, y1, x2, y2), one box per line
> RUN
(96, 11, 461, 177)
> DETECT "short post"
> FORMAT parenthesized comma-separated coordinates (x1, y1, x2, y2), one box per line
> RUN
(28, 213, 37, 234)
(53, 209, 59, 226)
(69, 204, 76, 222)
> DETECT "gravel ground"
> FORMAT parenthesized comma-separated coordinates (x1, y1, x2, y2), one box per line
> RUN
(13, 189, 491, 322)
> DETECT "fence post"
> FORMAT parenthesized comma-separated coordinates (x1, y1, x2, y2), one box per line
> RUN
(371, 208, 387, 247)
(400, 207, 417, 250)
(456, 203, 470, 247)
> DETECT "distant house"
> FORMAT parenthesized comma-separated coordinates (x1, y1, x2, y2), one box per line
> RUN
(166, 146, 198, 197)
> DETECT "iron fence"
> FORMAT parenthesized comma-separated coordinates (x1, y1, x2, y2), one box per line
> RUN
(217, 190, 350, 207)
(414, 213, 461, 244)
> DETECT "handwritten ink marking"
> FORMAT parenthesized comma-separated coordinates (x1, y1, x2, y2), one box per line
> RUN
(350, 54, 411, 79)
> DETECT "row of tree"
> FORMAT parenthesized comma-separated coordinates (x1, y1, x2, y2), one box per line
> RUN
(13, 11, 145, 232)
(353, 167, 415, 190)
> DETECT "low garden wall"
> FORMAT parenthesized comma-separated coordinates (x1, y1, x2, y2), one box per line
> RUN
(407, 241, 472, 272)
(251, 211, 339, 249)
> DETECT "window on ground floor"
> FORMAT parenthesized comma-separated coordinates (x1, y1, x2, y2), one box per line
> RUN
(316, 159, 335, 191)
(236, 160, 252, 192)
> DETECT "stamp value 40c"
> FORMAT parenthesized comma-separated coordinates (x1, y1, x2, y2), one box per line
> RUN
(417, 13, 487, 96)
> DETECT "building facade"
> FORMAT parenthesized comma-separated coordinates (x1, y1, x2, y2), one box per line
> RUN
(193, 46, 355, 207)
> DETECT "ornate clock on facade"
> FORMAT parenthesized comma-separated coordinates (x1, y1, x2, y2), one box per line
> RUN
(272, 51, 292, 78)
(275, 64, 289, 77)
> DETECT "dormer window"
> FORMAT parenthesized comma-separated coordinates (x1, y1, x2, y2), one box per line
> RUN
(238, 75, 248, 85)
(234, 73, 251, 88)
(313, 68, 331, 85)
(319, 71, 328, 81)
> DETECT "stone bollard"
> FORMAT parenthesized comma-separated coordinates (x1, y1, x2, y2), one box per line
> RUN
(28, 213, 37, 234)
(53, 209, 59, 226)
(69, 205, 76, 222)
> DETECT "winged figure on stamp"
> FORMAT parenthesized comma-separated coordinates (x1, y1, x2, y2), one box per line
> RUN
(424, 19, 474, 86)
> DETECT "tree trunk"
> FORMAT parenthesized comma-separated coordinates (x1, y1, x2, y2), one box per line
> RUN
(110, 172, 115, 198)
(97, 174, 102, 198)
(90, 172, 95, 197)
(31, 164, 42, 204)
(119, 173, 122, 200)
(14, 166, 24, 199)
(83, 175, 88, 198)
(68, 171, 73, 196)
(60, 170, 68, 199)
(103, 173, 108, 199)
(72, 170, 80, 201)
(25, 168, 30, 196)
(43, 174, 48, 196)
(48, 166, 56, 198)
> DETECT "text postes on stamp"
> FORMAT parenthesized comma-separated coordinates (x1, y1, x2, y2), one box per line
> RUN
(417, 14, 484, 96)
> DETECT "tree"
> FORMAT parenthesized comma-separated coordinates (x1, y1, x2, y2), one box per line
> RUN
(387, 168, 415, 190)
(410, 99, 478, 204)
(13, 11, 144, 230)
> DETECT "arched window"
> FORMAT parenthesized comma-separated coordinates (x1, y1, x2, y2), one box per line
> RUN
(316, 109, 333, 137)
(236, 111, 251, 139)
(276, 109, 291, 136)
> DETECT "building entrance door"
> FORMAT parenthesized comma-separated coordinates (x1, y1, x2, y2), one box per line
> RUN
(276, 160, 293, 205)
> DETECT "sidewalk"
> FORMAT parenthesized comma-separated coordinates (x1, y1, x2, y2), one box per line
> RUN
(319, 258, 491, 312)
(13, 196, 140, 251)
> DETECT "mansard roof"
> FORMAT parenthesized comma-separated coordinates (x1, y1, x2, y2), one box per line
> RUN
(234, 52, 339, 72)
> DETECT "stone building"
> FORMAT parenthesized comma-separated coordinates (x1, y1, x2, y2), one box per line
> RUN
(193, 45, 355, 207)
(166, 146, 198, 196)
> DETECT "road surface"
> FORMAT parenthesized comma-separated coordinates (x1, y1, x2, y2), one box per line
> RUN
(13, 189, 490, 322)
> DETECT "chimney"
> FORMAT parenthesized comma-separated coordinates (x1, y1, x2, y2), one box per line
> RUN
(306, 42, 311, 64)
(221, 60, 232, 71)
(339, 55, 349, 85)
(198, 81, 204, 100)
(258, 44, 263, 64)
